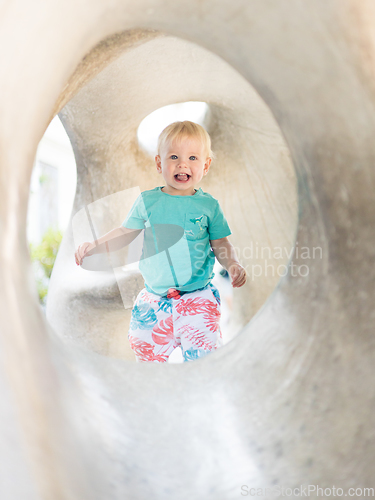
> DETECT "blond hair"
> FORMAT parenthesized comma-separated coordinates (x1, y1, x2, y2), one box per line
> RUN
(157, 121, 214, 160)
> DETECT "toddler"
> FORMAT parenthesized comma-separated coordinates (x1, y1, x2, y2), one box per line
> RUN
(75, 121, 246, 363)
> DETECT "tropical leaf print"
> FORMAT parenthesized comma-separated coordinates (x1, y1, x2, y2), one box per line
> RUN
(209, 285, 221, 306)
(203, 307, 220, 333)
(176, 297, 216, 316)
(130, 302, 158, 330)
(178, 324, 214, 350)
(183, 348, 210, 362)
(156, 298, 173, 314)
(152, 315, 174, 345)
(128, 335, 169, 362)
(141, 290, 159, 304)
(177, 324, 196, 337)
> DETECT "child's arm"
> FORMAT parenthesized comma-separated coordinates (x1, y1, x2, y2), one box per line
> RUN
(75, 226, 142, 266)
(210, 237, 247, 288)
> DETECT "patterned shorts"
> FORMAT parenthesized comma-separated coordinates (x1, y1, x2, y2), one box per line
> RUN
(128, 282, 223, 363)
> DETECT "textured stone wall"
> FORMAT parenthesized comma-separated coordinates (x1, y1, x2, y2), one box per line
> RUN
(0, 1, 374, 499)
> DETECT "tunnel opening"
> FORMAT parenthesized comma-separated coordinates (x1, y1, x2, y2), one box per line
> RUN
(46, 31, 298, 365)
(28, 115, 77, 315)
(137, 101, 208, 156)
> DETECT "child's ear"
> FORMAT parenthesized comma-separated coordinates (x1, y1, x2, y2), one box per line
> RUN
(155, 155, 162, 172)
(204, 157, 212, 174)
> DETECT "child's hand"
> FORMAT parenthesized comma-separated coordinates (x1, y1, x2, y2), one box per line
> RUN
(228, 263, 247, 288)
(75, 242, 94, 266)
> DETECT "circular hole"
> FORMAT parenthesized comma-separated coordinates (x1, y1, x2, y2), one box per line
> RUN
(48, 33, 298, 365)
(137, 101, 208, 156)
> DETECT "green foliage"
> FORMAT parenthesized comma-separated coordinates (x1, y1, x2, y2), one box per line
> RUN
(29, 227, 63, 305)
(38, 173, 49, 185)
(36, 279, 49, 304)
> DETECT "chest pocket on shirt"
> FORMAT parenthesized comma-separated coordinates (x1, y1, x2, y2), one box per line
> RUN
(184, 213, 209, 240)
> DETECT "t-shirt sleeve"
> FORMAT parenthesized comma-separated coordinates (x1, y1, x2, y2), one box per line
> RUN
(121, 194, 147, 229)
(208, 200, 232, 240)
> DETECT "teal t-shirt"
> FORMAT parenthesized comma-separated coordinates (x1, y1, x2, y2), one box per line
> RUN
(122, 186, 232, 296)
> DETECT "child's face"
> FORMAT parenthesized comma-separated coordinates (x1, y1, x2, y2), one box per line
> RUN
(155, 137, 211, 195)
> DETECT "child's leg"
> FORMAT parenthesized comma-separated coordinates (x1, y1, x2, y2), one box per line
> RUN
(128, 288, 179, 363)
(174, 283, 223, 362)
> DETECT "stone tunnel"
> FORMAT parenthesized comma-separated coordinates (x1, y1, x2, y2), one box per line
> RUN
(0, 0, 374, 499)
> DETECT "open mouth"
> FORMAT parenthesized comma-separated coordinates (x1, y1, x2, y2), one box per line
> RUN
(175, 174, 190, 181)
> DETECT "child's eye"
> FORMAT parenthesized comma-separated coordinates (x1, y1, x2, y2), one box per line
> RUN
(189, 156, 197, 160)
(170, 155, 178, 159)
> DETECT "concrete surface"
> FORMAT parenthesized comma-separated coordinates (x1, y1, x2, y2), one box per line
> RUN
(0, 0, 374, 499)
